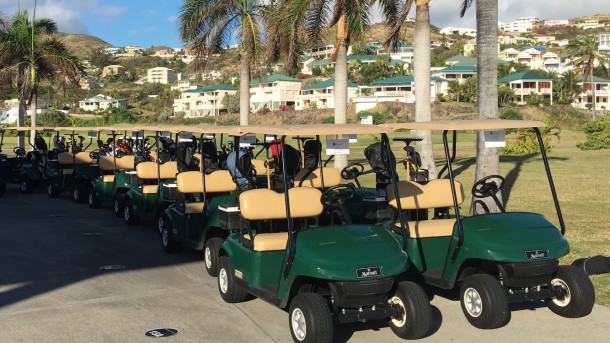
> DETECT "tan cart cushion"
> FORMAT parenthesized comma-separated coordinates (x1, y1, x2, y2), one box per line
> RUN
(99, 155, 135, 171)
(386, 179, 464, 210)
(136, 161, 178, 180)
(294, 167, 341, 188)
(243, 232, 288, 252)
(57, 152, 94, 165)
(176, 170, 236, 194)
(239, 188, 323, 221)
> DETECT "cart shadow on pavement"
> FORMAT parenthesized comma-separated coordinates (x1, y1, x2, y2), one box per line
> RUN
(0, 185, 206, 309)
(332, 305, 443, 343)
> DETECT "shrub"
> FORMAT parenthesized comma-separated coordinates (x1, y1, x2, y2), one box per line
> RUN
(222, 93, 240, 113)
(322, 116, 334, 124)
(499, 108, 523, 134)
(577, 117, 610, 150)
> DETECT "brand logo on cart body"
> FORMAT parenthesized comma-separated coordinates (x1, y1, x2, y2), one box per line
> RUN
(356, 266, 382, 278)
(525, 249, 548, 260)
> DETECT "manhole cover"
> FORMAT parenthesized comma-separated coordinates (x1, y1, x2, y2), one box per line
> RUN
(145, 328, 179, 338)
(82, 233, 102, 236)
(99, 265, 126, 270)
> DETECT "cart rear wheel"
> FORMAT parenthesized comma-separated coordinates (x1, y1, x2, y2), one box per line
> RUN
(160, 216, 180, 253)
(19, 177, 33, 194)
(217, 256, 248, 303)
(460, 274, 510, 329)
(204, 237, 224, 277)
(388, 281, 432, 339)
(47, 183, 60, 198)
(123, 198, 140, 225)
(114, 194, 125, 217)
(88, 186, 102, 208)
(547, 265, 595, 318)
(73, 183, 88, 203)
(289, 293, 333, 343)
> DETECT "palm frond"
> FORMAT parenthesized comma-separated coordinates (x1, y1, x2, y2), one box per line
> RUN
(382, 0, 413, 51)
(460, 0, 475, 17)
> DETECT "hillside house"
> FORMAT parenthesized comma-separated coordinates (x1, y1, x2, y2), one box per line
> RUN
(295, 78, 358, 110)
(249, 74, 301, 112)
(573, 75, 610, 111)
(173, 84, 237, 117)
(498, 72, 553, 105)
(79, 95, 127, 112)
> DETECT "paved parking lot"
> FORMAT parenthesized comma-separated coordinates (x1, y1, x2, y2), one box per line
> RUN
(1, 185, 609, 343)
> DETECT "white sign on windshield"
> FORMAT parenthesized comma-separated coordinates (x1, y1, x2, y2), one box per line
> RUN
(326, 139, 350, 155)
(239, 135, 257, 147)
(348, 134, 357, 143)
(484, 130, 506, 148)
(87, 130, 97, 138)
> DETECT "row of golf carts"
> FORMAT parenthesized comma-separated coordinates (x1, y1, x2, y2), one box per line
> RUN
(0, 120, 595, 342)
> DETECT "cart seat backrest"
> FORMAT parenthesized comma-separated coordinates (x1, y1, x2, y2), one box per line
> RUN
(239, 188, 323, 220)
(251, 159, 266, 175)
(136, 161, 178, 180)
(386, 179, 464, 210)
(57, 152, 94, 165)
(294, 167, 341, 188)
(176, 170, 236, 194)
(99, 155, 135, 171)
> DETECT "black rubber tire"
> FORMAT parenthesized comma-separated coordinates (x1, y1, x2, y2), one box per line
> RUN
(217, 256, 248, 303)
(113, 194, 125, 218)
(388, 281, 433, 339)
(73, 183, 88, 204)
(160, 215, 180, 253)
(460, 274, 510, 329)
(47, 183, 60, 198)
(204, 237, 224, 277)
(123, 198, 140, 225)
(547, 265, 595, 318)
(88, 186, 102, 209)
(288, 293, 334, 343)
(19, 176, 33, 194)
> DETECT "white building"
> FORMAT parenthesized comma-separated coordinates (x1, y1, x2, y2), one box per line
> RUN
(4, 98, 50, 109)
(171, 80, 198, 92)
(599, 34, 610, 55)
(249, 74, 301, 112)
(173, 84, 237, 117)
(295, 78, 359, 110)
(374, 43, 415, 66)
(147, 67, 177, 84)
(352, 76, 448, 113)
(304, 43, 335, 59)
(544, 20, 569, 27)
(79, 95, 127, 112)
(573, 75, 610, 111)
(439, 27, 477, 37)
(500, 16, 539, 33)
(575, 20, 605, 30)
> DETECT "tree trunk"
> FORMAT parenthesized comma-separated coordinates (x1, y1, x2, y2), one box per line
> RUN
(334, 15, 348, 170)
(239, 52, 250, 125)
(30, 88, 38, 148)
(590, 64, 596, 118)
(470, 0, 501, 215)
(414, 0, 438, 179)
(17, 81, 26, 148)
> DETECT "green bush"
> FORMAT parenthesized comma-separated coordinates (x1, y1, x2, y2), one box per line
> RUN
(222, 93, 240, 113)
(322, 116, 334, 124)
(500, 129, 552, 155)
(499, 109, 523, 134)
(577, 117, 610, 150)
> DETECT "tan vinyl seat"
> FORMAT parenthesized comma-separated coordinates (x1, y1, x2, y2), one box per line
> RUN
(99, 155, 135, 172)
(386, 179, 464, 238)
(136, 161, 178, 180)
(175, 170, 236, 214)
(142, 185, 159, 194)
(251, 159, 267, 176)
(57, 152, 94, 165)
(294, 167, 341, 188)
(102, 175, 115, 183)
(239, 188, 324, 252)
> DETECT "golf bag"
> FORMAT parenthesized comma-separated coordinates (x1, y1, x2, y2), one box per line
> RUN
(200, 140, 219, 173)
(364, 141, 398, 196)
(227, 149, 256, 191)
(270, 141, 301, 192)
(175, 142, 199, 173)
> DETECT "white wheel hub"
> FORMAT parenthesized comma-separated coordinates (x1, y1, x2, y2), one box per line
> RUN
(162, 226, 169, 246)
(464, 287, 483, 317)
(219, 268, 228, 294)
(124, 205, 130, 220)
(73, 188, 79, 200)
(389, 295, 407, 327)
(551, 278, 571, 307)
(114, 199, 120, 213)
(158, 217, 164, 234)
(291, 308, 307, 341)
(205, 247, 212, 269)
(89, 192, 94, 204)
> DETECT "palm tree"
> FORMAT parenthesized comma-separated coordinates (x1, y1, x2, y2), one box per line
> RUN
(0, 9, 83, 147)
(269, 0, 407, 169)
(567, 34, 610, 117)
(461, 0, 502, 213)
(179, 0, 269, 126)
(553, 70, 581, 105)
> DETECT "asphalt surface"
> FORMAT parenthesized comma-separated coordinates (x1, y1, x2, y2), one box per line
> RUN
(1, 184, 609, 343)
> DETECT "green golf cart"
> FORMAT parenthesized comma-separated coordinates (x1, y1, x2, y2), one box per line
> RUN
(88, 128, 141, 214)
(46, 127, 103, 203)
(216, 124, 433, 342)
(13, 127, 56, 194)
(382, 120, 595, 329)
(122, 127, 182, 226)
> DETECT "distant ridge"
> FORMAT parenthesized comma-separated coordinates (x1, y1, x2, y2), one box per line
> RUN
(55, 32, 113, 59)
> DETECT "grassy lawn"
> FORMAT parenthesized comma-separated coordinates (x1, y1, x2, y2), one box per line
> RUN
(2, 127, 609, 306)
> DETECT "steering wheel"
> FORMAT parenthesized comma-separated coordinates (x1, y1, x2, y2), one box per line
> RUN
(472, 175, 505, 198)
(89, 150, 101, 160)
(13, 147, 26, 157)
(320, 184, 356, 208)
(341, 163, 364, 180)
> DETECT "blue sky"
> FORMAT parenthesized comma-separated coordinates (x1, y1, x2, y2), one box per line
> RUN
(1, 0, 609, 48)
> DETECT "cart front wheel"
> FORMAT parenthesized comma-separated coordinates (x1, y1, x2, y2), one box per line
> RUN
(217, 256, 248, 303)
(289, 293, 333, 343)
(547, 265, 595, 318)
(160, 216, 180, 253)
(388, 281, 432, 339)
(204, 237, 224, 277)
(460, 274, 510, 329)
